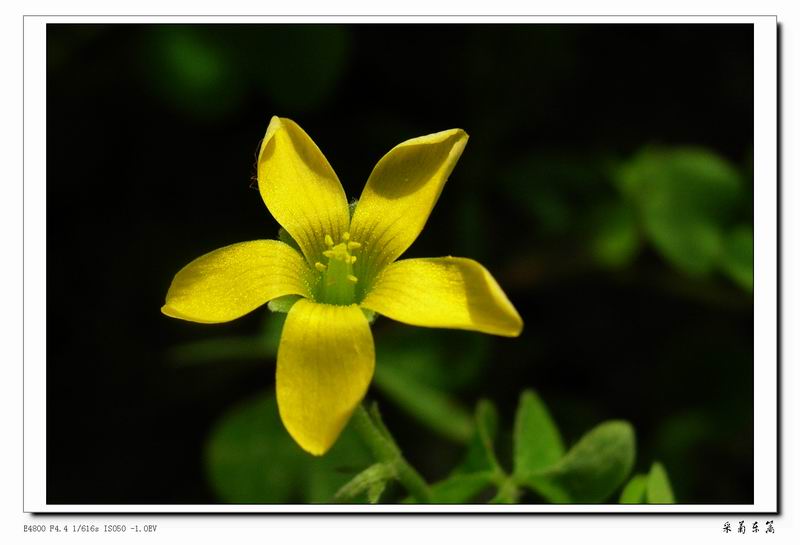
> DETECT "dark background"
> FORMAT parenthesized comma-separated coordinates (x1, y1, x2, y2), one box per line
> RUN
(46, 24, 754, 504)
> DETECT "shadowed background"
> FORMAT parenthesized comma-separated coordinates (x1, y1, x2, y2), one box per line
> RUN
(46, 24, 754, 504)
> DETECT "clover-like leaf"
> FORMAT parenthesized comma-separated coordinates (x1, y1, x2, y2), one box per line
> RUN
(520, 420, 635, 503)
(512, 390, 565, 477)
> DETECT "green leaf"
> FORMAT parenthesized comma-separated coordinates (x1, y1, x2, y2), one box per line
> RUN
(617, 147, 742, 276)
(720, 225, 754, 292)
(520, 420, 635, 503)
(512, 390, 565, 477)
(646, 215, 724, 277)
(456, 400, 501, 475)
(646, 462, 675, 504)
(429, 471, 496, 503)
(205, 391, 372, 503)
(619, 474, 647, 504)
(334, 463, 395, 504)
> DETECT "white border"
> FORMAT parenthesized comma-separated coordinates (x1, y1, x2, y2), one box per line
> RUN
(23, 15, 778, 513)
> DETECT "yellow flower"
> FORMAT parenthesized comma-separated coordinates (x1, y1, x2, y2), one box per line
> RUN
(162, 117, 523, 456)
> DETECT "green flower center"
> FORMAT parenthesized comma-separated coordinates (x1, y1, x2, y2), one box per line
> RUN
(315, 232, 361, 305)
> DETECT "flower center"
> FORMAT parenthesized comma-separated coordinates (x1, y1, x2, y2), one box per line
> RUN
(315, 232, 361, 305)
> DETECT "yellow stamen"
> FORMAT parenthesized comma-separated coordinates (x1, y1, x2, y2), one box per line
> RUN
(316, 233, 362, 304)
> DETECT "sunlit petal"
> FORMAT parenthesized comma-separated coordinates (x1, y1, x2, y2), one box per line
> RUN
(162, 240, 313, 323)
(257, 116, 351, 265)
(361, 257, 523, 337)
(276, 299, 375, 455)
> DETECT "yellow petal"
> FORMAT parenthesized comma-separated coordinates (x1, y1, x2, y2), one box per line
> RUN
(361, 257, 523, 337)
(257, 116, 350, 265)
(277, 299, 375, 455)
(162, 240, 313, 323)
(349, 129, 468, 290)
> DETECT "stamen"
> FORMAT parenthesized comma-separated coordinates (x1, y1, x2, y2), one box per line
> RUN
(316, 232, 362, 304)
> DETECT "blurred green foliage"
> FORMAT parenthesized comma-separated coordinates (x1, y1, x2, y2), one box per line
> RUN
(615, 147, 748, 286)
(203, 386, 662, 504)
(176, 309, 655, 505)
(501, 145, 753, 293)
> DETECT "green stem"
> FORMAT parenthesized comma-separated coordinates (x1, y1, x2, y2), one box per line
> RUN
(351, 404, 432, 503)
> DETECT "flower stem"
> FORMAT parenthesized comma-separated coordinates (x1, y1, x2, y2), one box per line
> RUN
(351, 403, 432, 503)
